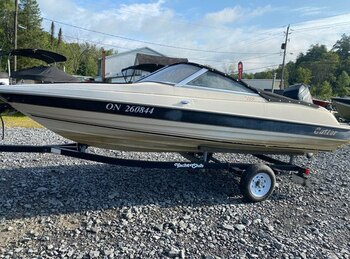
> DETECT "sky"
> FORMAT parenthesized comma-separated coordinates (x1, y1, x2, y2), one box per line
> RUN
(36, 0, 350, 73)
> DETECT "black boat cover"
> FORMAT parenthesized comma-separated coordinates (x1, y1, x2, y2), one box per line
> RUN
(12, 66, 80, 83)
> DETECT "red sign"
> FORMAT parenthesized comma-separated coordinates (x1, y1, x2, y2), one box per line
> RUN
(238, 61, 243, 80)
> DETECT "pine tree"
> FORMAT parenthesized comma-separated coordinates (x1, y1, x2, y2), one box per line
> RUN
(0, 0, 14, 54)
(319, 81, 333, 99)
(17, 0, 45, 68)
(57, 27, 62, 48)
(335, 71, 350, 97)
(50, 21, 55, 46)
(18, 0, 42, 32)
(333, 34, 350, 60)
(295, 67, 312, 85)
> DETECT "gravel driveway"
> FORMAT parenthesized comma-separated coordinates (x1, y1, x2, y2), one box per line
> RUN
(0, 128, 349, 258)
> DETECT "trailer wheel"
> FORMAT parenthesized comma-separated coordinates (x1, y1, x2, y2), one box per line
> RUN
(240, 164, 276, 202)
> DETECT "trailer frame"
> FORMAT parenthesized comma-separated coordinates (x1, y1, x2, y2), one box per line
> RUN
(0, 142, 310, 202)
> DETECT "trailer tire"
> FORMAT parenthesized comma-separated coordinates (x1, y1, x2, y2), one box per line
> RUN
(240, 164, 276, 202)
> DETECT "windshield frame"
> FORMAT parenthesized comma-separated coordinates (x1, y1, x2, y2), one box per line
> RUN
(175, 68, 208, 86)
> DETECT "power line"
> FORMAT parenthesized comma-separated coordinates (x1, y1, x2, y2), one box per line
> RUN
(62, 33, 281, 72)
(63, 34, 131, 50)
(244, 64, 280, 72)
(42, 17, 279, 55)
(292, 20, 350, 32)
(63, 33, 282, 67)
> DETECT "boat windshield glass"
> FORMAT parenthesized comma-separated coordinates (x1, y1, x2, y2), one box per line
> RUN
(138, 64, 201, 84)
(186, 71, 254, 93)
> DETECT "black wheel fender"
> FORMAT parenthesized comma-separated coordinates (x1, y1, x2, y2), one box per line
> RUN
(240, 163, 276, 202)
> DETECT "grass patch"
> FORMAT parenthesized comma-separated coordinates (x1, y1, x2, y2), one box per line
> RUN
(1, 114, 42, 128)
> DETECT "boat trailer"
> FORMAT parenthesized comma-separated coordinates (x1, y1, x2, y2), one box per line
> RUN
(0, 142, 310, 202)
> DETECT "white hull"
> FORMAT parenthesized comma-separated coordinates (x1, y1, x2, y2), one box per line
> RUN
(13, 102, 347, 154)
(1, 82, 350, 154)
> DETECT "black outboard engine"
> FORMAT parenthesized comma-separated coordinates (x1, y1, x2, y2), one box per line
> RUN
(283, 84, 313, 104)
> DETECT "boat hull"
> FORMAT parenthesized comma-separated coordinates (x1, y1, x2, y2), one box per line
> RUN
(6, 101, 349, 154)
(332, 98, 350, 121)
(1, 83, 350, 155)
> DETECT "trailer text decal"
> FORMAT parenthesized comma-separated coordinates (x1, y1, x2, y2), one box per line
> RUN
(174, 163, 204, 169)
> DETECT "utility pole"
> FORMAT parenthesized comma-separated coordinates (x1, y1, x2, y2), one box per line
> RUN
(280, 24, 290, 90)
(272, 72, 276, 93)
(13, 0, 19, 71)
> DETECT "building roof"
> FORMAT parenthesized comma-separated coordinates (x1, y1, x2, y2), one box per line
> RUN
(105, 47, 165, 60)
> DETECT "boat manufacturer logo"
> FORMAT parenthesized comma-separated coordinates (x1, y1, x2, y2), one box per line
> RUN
(174, 163, 204, 169)
(313, 127, 337, 136)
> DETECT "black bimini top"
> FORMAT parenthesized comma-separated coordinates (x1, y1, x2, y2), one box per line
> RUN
(138, 62, 317, 107)
(0, 49, 67, 64)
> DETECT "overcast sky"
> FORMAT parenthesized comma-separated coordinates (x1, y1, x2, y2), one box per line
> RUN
(37, 0, 350, 73)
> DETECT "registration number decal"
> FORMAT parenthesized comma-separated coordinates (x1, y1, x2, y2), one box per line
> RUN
(106, 103, 155, 115)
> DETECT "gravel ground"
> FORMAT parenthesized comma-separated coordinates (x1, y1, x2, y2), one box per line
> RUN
(0, 128, 349, 259)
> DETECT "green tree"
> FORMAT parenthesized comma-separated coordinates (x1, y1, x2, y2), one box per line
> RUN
(60, 42, 113, 76)
(254, 69, 274, 79)
(17, 0, 47, 69)
(18, 0, 44, 46)
(223, 64, 235, 77)
(339, 56, 350, 77)
(333, 34, 350, 60)
(333, 34, 350, 76)
(296, 44, 339, 88)
(242, 73, 254, 79)
(294, 67, 312, 84)
(285, 61, 296, 85)
(57, 28, 62, 49)
(0, 0, 14, 70)
(314, 81, 333, 99)
(50, 21, 55, 47)
(335, 71, 350, 97)
(296, 44, 328, 65)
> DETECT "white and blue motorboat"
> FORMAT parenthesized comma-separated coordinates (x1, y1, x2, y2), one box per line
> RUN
(0, 63, 349, 155)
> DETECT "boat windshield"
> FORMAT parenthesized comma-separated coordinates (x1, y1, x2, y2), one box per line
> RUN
(139, 63, 255, 94)
(138, 63, 201, 84)
(186, 70, 254, 93)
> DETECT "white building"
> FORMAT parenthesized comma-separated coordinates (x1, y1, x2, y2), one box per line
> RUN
(98, 47, 187, 83)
